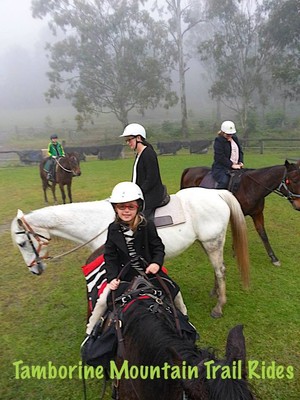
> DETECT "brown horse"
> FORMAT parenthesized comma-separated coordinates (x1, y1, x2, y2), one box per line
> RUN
(180, 160, 300, 266)
(40, 153, 81, 204)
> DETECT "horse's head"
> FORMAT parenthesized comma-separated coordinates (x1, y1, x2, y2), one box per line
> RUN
(283, 160, 300, 211)
(178, 325, 255, 400)
(65, 153, 81, 176)
(11, 210, 50, 275)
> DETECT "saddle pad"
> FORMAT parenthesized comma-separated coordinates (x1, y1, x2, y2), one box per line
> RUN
(200, 172, 216, 189)
(154, 194, 185, 228)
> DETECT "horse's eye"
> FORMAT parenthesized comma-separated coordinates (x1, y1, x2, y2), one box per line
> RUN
(18, 242, 26, 248)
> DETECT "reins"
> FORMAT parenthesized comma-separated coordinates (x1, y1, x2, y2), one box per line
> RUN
(55, 157, 73, 173)
(16, 215, 107, 267)
(46, 227, 107, 262)
(109, 257, 183, 400)
(243, 168, 300, 200)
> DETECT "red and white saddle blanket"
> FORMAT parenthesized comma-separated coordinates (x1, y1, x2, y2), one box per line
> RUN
(81, 255, 169, 314)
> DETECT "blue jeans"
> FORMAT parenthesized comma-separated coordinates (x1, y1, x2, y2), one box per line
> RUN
(216, 173, 230, 189)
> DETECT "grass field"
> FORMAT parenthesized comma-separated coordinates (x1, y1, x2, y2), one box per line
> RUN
(1, 152, 300, 400)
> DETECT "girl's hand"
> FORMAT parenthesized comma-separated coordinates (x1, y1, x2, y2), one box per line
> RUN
(108, 279, 120, 290)
(145, 263, 160, 275)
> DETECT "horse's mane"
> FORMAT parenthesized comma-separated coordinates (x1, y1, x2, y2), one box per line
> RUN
(123, 300, 212, 366)
(121, 300, 255, 400)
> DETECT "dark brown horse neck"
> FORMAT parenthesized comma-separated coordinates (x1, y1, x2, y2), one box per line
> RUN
(117, 305, 255, 400)
(236, 165, 286, 214)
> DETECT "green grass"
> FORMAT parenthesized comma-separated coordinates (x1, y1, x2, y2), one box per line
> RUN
(1, 152, 300, 399)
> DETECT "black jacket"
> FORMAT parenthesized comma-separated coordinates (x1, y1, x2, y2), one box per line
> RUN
(104, 219, 180, 297)
(212, 134, 243, 181)
(133, 146, 164, 210)
(104, 219, 165, 283)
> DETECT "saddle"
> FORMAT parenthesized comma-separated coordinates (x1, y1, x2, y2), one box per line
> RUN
(227, 169, 245, 193)
(200, 170, 245, 193)
(81, 275, 198, 370)
(81, 275, 166, 370)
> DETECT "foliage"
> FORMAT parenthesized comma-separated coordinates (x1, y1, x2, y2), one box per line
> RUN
(1, 153, 300, 399)
(265, 109, 285, 129)
(262, 0, 300, 100)
(197, 0, 273, 132)
(155, 0, 205, 137)
(161, 120, 182, 137)
(195, 0, 299, 133)
(31, 0, 178, 126)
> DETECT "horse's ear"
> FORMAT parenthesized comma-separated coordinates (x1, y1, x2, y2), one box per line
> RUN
(17, 209, 24, 219)
(17, 210, 24, 226)
(285, 160, 290, 168)
(225, 325, 246, 373)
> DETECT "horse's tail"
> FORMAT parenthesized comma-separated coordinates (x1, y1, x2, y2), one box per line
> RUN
(218, 190, 250, 288)
(180, 167, 190, 190)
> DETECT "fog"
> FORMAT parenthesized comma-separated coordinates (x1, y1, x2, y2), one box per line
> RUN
(0, 1, 215, 141)
(0, 0, 77, 136)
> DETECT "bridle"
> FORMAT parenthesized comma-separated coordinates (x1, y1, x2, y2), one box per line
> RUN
(244, 166, 300, 202)
(15, 215, 108, 271)
(275, 169, 300, 202)
(55, 156, 78, 174)
(16, 216, 51, 270)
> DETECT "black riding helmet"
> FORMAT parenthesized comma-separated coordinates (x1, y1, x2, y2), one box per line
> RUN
(50, 134, 58, 139)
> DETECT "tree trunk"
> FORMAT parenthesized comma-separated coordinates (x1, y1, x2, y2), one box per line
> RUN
(176, 1, 188, 138)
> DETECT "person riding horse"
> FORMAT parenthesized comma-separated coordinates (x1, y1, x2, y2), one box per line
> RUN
(44, 134, 65, 181)
(212, 121, 244, 189)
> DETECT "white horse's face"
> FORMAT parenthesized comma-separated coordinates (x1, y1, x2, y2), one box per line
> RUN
(11, 217, 49, 275)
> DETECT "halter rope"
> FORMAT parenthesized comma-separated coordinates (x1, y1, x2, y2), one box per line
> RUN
(16, 215, 107, 267)
(244, 168, 300, 200)
(55, 157, 73, 173)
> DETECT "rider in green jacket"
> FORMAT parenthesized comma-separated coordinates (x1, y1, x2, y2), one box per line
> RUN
(44, 134, 65, 181)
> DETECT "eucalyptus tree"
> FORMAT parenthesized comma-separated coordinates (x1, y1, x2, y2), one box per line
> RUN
(154, 0, 204, 137)
(32, 0, 177, 127)
(262, 0, 300, 101)
(197, 0, 274, 133)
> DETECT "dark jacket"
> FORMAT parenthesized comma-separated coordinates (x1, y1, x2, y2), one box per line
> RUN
(133, 146, 164, 210)
(212, 134, 243, 182)
(104, 219, 180, 297)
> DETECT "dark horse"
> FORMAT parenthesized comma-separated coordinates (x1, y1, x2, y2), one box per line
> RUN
(82, 251, 255, 399)
(40, 153, 81, 204)
(115, 304, 255, 400)
(180, 160, 300, 266)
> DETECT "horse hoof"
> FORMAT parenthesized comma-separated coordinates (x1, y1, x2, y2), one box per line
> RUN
(211, 310, 223, 318)
(272, 260, 281, 267)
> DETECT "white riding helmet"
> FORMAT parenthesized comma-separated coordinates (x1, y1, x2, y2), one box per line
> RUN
(109, 182, 144, 205)
(120, 123, 146, 139)
(221, 121, 236, 134)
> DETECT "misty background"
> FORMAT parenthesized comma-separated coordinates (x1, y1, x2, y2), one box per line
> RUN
(0, 0, 218, 147)
(0, 0, 77, 134)
(0, 0, 299, 150)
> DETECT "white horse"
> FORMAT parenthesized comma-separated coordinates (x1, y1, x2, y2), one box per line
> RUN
(11, 188, 249, 317)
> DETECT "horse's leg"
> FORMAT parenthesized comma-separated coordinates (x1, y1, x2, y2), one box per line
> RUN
(59, 183, 66, 204)
(42, 178, 49, 205)
(51, 183, 58, 205)
(67, 182, 72, 203)
(202, 239, 226, 318)
(251, 212, 280, 266)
